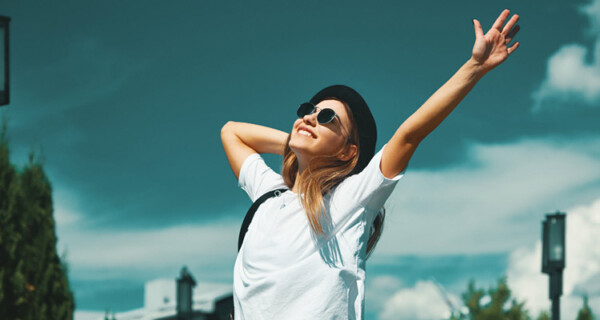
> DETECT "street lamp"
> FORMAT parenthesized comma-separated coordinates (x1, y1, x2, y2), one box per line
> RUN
(176, 266, 197, 320)
(0, 16, 10, 106)
(542, 211, 566, 320)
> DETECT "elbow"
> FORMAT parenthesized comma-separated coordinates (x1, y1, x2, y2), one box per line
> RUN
(402, 132, 425, 146)
(221, 121, 237, 138)
(396, 127, 425, 147)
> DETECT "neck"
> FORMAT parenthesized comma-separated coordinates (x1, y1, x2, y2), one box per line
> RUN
(291, 172, 301, 193)
(291, 160, 307, 194)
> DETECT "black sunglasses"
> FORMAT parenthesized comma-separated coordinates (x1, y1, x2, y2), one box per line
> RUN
(297, 102, 352, 141)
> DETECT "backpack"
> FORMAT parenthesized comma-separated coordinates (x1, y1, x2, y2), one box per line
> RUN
(230, 188, 288, 320)
(237, 188, 288, 251)
(230, 187, 385, 319)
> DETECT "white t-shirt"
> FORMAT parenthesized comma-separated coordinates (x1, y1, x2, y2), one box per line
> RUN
(233, 146, 404, 320)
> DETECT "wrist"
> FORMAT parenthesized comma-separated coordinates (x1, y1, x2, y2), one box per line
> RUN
(465, 57, 488, 79)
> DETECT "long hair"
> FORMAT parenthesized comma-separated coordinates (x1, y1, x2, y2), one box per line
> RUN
(281, 99, 385, 259)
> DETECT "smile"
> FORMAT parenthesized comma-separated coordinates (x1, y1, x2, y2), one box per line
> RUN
(298, 128, 315, 138)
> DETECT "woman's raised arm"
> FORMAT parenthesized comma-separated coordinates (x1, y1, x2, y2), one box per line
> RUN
(381, 9, 520, 178)
(221, 121, 289, 179)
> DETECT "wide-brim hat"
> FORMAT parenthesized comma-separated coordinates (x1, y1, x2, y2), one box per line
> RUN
(309, 85, 376, 175)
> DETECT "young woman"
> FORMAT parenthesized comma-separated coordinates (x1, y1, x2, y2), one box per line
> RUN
(221, 10, 520, 320)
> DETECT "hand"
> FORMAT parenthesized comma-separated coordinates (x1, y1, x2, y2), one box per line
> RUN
(471, 9, 520, 73)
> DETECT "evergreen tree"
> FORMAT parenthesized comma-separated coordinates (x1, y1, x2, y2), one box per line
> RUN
(0, 123, 74, 319)
(536, 311, 550, 320)
(452, 278, 531, 320)
(576, 296, 595, 320)
(0, 121, 21, 317)
(451, 277, 588, 320)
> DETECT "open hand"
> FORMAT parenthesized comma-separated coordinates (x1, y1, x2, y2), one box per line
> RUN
(472, 9, 520, 73)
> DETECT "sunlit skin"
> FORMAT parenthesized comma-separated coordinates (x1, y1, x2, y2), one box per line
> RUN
(381, 9, 520, 179)
(288, 99, 358, 174)
(471, 10, 520, 73)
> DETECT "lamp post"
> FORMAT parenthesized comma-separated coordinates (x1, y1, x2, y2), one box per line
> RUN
(0, 16, 10, 106)
(542, 211, 566, 320)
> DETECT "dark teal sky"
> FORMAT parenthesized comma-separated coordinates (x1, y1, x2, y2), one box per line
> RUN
(3, 0, 600, 318)
(3, 0, 594, 228)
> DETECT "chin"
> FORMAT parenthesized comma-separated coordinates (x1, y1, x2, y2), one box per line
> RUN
(288, 137, 313, 159)
(288, 139, 305, 155)
(288, 133, 304, 149)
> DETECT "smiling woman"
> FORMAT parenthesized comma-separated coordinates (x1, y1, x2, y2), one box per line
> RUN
(220, 9, 520, 320)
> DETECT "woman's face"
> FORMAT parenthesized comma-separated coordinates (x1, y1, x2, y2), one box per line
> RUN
(289, 99, 355, 161)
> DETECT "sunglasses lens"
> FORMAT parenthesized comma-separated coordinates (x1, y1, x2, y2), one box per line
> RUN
(317, 108, 336, 124)
(297, 103, 315, 118)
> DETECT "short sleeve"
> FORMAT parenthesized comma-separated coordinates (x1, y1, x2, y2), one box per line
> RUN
(334, 144, 404, 211)
(238, 153, 287, 202)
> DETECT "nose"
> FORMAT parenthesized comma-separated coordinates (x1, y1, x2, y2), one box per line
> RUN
(303, 111, 318, 126)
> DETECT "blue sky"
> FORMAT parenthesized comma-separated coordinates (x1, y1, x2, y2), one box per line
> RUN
(2, 0, 600, 319)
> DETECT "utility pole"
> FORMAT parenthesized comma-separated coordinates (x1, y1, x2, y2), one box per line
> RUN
(0, 15, 10, 106)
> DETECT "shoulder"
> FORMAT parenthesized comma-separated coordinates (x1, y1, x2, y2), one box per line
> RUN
(238, 153, 286, 202)
(333, 145, 404, 208)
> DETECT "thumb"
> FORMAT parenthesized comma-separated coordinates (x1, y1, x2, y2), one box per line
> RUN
(473, 19, 484, 39)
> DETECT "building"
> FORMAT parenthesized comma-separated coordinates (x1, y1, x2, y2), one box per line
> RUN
(94, 267, 233, 320)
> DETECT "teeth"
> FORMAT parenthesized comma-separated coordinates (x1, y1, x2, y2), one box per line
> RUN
(299, 129, 312, 137)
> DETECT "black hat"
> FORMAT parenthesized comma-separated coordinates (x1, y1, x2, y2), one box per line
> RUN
(310, 85, 377, 175)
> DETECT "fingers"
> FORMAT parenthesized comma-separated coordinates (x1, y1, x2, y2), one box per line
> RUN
(490, 9, 521, 47)
(491, 9, 510, 31)
(505, 24, 520, 43)
(473, 19, 484, 39)
(502, 14, 519, 35)
(507, 41, 520, 55)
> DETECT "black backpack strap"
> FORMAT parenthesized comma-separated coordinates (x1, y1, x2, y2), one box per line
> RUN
(238, 188, 288, 251)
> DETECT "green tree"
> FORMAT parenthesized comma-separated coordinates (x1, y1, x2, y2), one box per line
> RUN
(576, 296, 595, 320)
(450, 278, 553, 320)
(0, 122, 22, 317)
(0, 123, 74, 319)
(536, 311, 550, 320)
(450, 278, 591, 320)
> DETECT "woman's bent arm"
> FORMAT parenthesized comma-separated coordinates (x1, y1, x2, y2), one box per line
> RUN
(381, 10, 520, 178)
(221, 121, 289, 179)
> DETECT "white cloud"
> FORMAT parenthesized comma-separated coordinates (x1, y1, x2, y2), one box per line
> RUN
(56, 136, 597, 281)
(55, 202, 240, 281)
(380, 280, 457, 320)
(55, 136, 600, 316)
(59, 137, 600, 282)
(379, 137, 600, 255)
(54, 188, 84, 228)
(376, 197, 600, 320)
(74, 311, 106, 320)
(64, 223, 237, 268)
(532, 44, 600, 109)
(532, 0, 600, 110)
(507, 197, 600, 318)
(581, 0, 600, 36)
(366, 275, 405, 313)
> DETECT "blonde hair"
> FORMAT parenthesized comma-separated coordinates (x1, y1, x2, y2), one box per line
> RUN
(281, 99, 385, 259)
